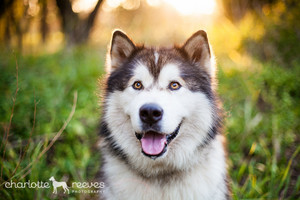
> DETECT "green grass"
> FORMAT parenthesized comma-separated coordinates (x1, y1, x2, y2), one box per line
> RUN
(0, 47, 299, 199)
(0, 47, 105, 199)
(218, 58, 300, 199)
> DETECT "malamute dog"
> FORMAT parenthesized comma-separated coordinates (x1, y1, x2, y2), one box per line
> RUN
(99, 30, 230, 200)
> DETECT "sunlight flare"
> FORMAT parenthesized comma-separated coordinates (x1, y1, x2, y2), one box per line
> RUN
(163, 0, 216, 15)
(72, 0, 99, 13)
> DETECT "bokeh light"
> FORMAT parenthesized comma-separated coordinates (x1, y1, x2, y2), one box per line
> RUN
(163, 0, 216, 15)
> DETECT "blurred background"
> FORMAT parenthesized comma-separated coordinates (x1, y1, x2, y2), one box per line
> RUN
(0, 0, 300, 199)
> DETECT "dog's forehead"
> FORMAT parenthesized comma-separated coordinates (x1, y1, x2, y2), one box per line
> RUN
(134, 48, 184, 79)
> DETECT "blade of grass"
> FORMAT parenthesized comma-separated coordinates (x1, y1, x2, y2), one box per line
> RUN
(17, 91, 77, 181)
(11, 99, 38, 178)
(1, 53, 19, 181)
(281, 146, 300, 184)
(0, 91, 77, 185)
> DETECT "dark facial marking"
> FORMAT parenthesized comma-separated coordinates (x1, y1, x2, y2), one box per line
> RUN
(179, 62, 213, 100)
(137, 49, 160, 79)
(106, 47, 143, 93)
(99, 120, 130, 164)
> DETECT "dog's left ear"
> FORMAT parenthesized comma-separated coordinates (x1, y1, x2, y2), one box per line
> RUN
(182, 30, 214, 76)
(108, 30, 136, 73)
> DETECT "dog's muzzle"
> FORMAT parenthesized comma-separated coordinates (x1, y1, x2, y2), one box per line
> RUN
(136, 103, 181, 160)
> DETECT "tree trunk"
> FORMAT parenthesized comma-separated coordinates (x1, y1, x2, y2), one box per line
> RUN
(55, 0, 103, 46)
(40, 0, 48, 43)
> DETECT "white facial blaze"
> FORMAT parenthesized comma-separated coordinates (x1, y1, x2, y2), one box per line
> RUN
(154, 51, 159, 65)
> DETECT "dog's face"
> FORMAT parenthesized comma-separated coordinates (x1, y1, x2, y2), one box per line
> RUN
(103, 30, 217, 172)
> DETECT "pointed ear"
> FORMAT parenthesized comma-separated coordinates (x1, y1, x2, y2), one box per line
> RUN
(182, 30, 214, 75)
(108, 30, 136, 72)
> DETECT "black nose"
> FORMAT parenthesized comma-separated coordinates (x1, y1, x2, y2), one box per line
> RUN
(139, 103, 163, 125)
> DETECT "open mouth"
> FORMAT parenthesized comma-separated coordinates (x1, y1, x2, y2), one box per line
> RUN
(135, 123, 181, 160)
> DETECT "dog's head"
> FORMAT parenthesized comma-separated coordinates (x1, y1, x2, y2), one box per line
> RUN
(102, 30, 219, 170)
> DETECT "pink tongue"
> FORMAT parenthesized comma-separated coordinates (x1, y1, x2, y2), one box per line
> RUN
(141, 132, 167, 155)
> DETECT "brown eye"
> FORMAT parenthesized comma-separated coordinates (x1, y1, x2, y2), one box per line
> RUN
(133, 81, 143, 90)
(169, 82, 181, 90)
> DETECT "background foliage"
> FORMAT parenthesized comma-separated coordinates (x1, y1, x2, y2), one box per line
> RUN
(0, 0, 300, 199)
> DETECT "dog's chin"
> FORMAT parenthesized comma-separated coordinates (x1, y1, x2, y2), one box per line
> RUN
(135, 123, 182, 160)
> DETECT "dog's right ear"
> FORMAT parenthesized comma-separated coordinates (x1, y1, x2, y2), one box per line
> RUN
(182, 30, 214, 76)
(108, 30, 136, 73)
